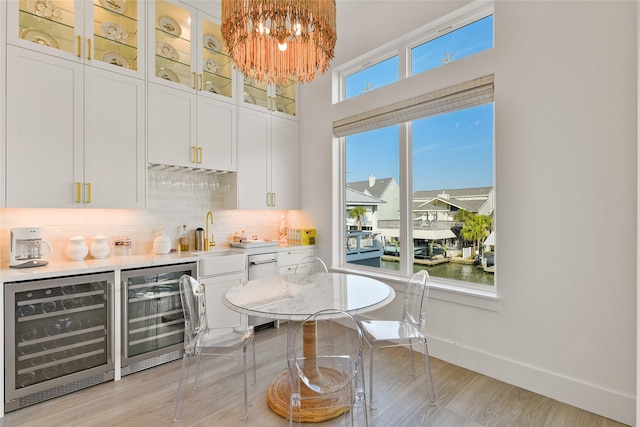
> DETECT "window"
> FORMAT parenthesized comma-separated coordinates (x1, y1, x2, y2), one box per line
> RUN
(335, 3, 493, 104)
(411, 14, 494, 76)
(339, 77, 494, 287)
(411, 104, 494, 286)
(334, 3, 495, 288)
(344, 55, 399, 100)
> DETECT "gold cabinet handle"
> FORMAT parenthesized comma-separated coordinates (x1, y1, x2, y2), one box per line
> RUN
(199, 74, 203, 91)
(77, 36, 81, 57)
(192, 72, 197, 89)
(76, 182, 82, 203)
(198, 147, 203, 164)
(86, 183, 92, 203)
(266, 193, 270, 206)
(192, 146, 197, 163)
(272, 192, 276, 207)
(87, 38, 91, 60)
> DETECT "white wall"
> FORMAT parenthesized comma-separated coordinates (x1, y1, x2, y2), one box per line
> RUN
(300, 1, 637, 424)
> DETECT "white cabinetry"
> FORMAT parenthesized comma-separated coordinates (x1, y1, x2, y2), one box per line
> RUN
(237, 108, 300, 209)
(201, 271, 247, 329)
(277, 247, 317, 275)
(5, 45, 145, 208)
(147, 0, 236, 171)
(147, 83, 236, 171)
(7, 0, 145, 78)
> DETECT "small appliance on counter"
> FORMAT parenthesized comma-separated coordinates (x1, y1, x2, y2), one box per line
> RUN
(10, 227, 53, 268)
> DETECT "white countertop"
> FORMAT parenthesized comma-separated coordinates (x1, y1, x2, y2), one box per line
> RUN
(0, 244, 316, 283)
(0, 253, 201, 283)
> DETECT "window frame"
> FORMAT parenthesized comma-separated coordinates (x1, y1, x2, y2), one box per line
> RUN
(332, 2, 498, 302)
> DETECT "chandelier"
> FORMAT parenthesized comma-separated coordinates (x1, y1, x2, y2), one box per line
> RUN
(221, 0, 337, 84)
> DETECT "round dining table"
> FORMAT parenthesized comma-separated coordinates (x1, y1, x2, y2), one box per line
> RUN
(223, 271, 395, 422)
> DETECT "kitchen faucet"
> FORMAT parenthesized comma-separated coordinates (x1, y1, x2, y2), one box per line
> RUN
(205, 211, 215, 250)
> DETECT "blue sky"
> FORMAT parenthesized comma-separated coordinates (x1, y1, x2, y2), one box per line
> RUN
(345, 15, 494, 192)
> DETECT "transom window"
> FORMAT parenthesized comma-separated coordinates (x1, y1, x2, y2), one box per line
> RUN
(338, 4, 493, 103)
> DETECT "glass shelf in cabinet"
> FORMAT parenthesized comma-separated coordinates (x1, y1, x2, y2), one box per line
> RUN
(95, 1, 138, 20)
(19, 10, 75, 48)
(155, 26, 190, 44)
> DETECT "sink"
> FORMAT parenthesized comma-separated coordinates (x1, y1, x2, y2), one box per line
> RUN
(192, 251, 246, 276)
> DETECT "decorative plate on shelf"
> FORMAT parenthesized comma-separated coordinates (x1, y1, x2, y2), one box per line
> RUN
(103, 51, 130, 68)
(158, 16, 181, 37)
(100, 0, 126, 14)
(275, 84, 286, 96)
(20, 28, 59, 48)
(204, 58, 220, 73)
(204, 82, 222, 94)
(26, 0, 63, 20)
(156, 67, 179, 82)
(101, 22, 129, 41)
(156, 42, 179, 61)
(244, 93, 256, 104)
(203, 34, 221, 52)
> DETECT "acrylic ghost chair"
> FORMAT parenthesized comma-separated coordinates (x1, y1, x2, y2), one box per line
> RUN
(293, 256, 329, 275)
(287, 309, 368, 427)
(359, 269, 436, 409)
(173, 275, 256, 422)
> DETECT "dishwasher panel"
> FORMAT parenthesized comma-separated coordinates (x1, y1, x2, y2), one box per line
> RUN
(247, 253, 278, 328)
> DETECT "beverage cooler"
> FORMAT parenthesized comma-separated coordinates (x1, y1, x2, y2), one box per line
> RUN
(4, 273, 114, 412)
(120, 263, 196, 375)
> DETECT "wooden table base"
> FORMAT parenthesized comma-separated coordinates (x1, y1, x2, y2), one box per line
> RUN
(266, 369, 351, 423)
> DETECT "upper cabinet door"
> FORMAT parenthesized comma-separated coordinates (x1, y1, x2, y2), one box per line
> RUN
(148, 1, 234, 102)
(240, 74, 298, 118)
(87, 0, 144, 76)
(8, 0, 82, 59)
(7, 0, 144, 77)
(197, 13, 234, 101)
(149, 0, 195, 90)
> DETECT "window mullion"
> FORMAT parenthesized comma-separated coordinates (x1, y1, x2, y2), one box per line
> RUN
(399, 122, 412, 276)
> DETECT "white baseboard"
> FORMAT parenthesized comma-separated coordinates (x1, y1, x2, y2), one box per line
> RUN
(428, 335, 635, 426)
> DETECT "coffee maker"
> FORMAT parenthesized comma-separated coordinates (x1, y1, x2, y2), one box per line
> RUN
(10, 227, 53, 268)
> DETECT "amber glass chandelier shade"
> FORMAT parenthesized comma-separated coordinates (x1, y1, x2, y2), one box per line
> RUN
(221, 0, 337, 84)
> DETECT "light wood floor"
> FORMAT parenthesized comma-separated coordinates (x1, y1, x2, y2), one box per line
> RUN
(0, 325, 628, 427)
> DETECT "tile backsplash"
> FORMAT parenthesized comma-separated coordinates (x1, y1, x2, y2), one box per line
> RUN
(0, 177, 311, 264)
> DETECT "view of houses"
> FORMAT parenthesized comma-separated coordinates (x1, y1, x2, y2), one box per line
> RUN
(345, 176, 495, 284)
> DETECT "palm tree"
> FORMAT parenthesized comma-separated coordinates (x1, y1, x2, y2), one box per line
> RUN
(460, 213, 492, 257)
(348, 206, 368, 230)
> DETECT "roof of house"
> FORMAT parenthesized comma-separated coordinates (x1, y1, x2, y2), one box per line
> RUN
(347, 177, 395, 199)
(346, 187, 386, 206)
(413, 186, 493, 199)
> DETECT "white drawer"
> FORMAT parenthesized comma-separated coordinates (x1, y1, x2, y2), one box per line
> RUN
(277, 247, 315, 267)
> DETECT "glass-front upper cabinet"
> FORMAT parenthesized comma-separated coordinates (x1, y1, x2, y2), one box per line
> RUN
(242, 74, 297, 117)
(8, 0, 144, 76)
(149, 0, 233, 100)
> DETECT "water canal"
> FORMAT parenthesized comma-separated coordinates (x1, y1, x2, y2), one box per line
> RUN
(380, 259, 495, 286)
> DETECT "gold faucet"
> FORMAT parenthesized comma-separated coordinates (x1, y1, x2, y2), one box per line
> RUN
(205, 211, 215, 250)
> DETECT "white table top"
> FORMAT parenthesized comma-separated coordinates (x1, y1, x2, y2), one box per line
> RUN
(224, 272, 396, 321)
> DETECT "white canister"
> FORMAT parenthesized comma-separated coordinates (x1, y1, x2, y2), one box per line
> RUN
(153, 228, 172, 255)
(66, 236, 89, 261)
(90, 235, 110, 259)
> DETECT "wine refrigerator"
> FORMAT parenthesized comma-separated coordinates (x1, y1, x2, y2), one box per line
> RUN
(4, 272, 114, 412)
